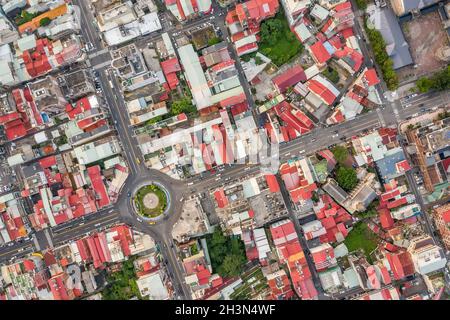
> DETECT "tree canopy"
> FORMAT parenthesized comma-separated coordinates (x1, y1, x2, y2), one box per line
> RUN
(102, 258, 142, 300)
(170, 97, 196, 116)
(259, 11, 303, 66)
(39, 17, 51, 26)
(335, 166, 358, 191)
(332, 146, 350, 165)
(206, 228, 247, 277)
(416, 65, 450, 93)
(365, 22, 398, 90)
(355, 0, 368, 10)
(260, 19, 284, 46)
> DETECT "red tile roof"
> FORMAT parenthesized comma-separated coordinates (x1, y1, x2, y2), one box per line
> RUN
(213, 189, 228, 208)
(379, 208, 394, 229)
(272, 65, 306, 93)
(309, 41, 332, 64)
(87, 165, 110, 209)
(161, 57, 181, 74)
(364, 68, 380, 86)
(66, 96, 92, 119)
(307, 79, 338, 105)
(264, 174, 280, 192)
(39, 156, 57, 169)
(386, 251, 414, 280)
(395, 160, 411, 173)
(219, 92, 246, 108)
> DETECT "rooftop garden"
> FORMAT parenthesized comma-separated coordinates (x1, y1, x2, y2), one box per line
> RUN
(344, 222, 378, 263)
(259, 11, 303, 67)
(229, 267, 269, 300)
(15, 10, 41, 26)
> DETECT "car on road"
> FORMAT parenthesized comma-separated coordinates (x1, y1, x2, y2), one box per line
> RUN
(85, 42, 94, 52)
(135, 157, 141, 165)
(136, 217, 143, 223)
(127, 191, 131, 197)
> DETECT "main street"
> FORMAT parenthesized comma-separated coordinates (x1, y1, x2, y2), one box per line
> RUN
(1, 1, 449, 300)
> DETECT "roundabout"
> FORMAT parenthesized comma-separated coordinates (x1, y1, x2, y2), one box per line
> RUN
(132, 182, 171, 222)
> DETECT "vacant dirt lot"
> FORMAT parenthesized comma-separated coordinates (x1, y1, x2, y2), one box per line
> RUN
(399, 11, 449, 82)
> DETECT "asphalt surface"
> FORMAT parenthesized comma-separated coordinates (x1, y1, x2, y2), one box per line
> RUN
(0, 1, 449, 300)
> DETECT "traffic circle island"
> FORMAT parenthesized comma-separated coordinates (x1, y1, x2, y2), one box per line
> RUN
(132, 182, 170, 222)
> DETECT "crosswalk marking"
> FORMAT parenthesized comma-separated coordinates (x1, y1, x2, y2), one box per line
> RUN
(32, 234, 40, 251)
(44, 229, 54, 249)
(88, 48, 109, 59)
(376, 108, 386, 126)
(92, 60, 112, 70)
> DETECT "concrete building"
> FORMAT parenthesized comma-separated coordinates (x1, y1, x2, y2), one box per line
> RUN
(433, 203, 450, 250)
(407, 235, 447, 275)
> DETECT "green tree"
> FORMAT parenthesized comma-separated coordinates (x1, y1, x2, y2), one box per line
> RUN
(206, 228, 247, 277)
(332, 146, 349, 165)
(365, 22, 398, 90)
(260, 19, 284, 45)
(254, 56, 263, 65)
(438, 110, 450, 120)
(208, 37, 221, 46)
(355, 0, 367, 10)
(170, 97, 196, 116)
(39, 17, 51, 26)
(416, 77, 432, 93)
(416, 66, 450, 93)
(323, 67, 340, 84)
(336, 166, 358, 191)
(219, 254, 245, 277)
(102, 258, 142, 300)
(146, 115, 163, 126)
